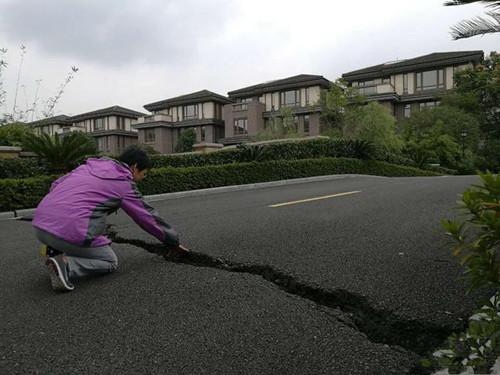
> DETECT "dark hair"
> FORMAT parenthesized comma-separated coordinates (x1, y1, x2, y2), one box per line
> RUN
(118, 145, 151, 171)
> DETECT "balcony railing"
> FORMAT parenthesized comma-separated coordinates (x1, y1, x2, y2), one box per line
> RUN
(357, 83, 395, 96)
(232, 103, 248, 111)
(137, 113, 173, 124)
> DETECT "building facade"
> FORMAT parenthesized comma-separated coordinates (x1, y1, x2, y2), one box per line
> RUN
(341, 51, 484, 122)
(134, 90, 233, 154)
(221, 74, 331, 145)
(29, 106, 146, 154)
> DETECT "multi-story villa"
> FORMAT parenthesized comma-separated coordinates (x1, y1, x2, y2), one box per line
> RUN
(221, 74, 331, 145)
(29, 106, 146, 154)
(341, 51, 484, 121)
(134, 90, 233, 154)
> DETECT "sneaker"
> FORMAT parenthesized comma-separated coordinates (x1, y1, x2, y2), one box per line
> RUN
(46, 255, 74, 292)
(40, 244, 63, 258)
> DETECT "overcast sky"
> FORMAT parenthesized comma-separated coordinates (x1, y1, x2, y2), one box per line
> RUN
(0, 0, 498, 119)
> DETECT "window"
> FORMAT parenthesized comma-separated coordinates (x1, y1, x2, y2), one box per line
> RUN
(42, 126, 50, 134)
(183, 104, 198, 119)
(404, 104, 411, 118)
(94, 117, 106, 131)
(233, 118, 247, 135)
(280, 90, 300, 107)
(403, 74, 409, 94)
(303, 115, 310, 135)
(145, 128, 155, 143)
(200, 126, 205, 142)
(416, 70, 444, 91)
(419, 101, 441, 109)
(305, 88, 310, 105)
(358, 80, 377, 95)
(117, 117, 126, 130)
(97, 137, 108, 151)
(382, 77, 390, 84)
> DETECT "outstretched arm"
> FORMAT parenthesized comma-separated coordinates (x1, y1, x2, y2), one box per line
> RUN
(121, 182, 179, 250)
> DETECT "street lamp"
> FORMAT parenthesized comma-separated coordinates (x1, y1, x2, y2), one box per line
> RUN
(461, 129, 468, 158)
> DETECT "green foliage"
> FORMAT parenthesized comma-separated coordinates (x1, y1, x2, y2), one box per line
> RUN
(150, 138, 419, 169)
(343, 102, 403, 153)
(175, 129, 196, 153)
(254, 106, 301, 141)
(454, 52, 500, 138)
(236, 144, 271, 162)
(23, 132, 98, 173)
(475, 139, 500, 173)
(0, 158, 48, 179)
(0, 175, 56, 211)
(441, 171, 500, 292)
(434, 171, 500, 373)
(0, 122, 33, 147)
(0, 158, 440, 211)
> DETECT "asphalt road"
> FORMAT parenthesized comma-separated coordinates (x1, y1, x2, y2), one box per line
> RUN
(0, 175, 484, 374)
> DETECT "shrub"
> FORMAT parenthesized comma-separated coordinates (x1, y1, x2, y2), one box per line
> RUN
(434, 171, 500, 372)
(23, 132, 98, 173)
(0, 175, 56, 211)
(0, 158, 48, 179)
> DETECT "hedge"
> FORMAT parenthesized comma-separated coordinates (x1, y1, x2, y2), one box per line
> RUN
(0, 175, 57, 211)
(148, 138, 418, 168)
(0, 139, 420, 179)
(0, 158, 49, 179)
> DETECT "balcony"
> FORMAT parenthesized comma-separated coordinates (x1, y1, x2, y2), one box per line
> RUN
(357, 83, 395, 96)
(57, 126, 87, 135)
(137, 113, 173, 124)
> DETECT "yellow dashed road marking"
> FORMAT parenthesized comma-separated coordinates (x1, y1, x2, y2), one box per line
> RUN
(268, 191, 361, 208)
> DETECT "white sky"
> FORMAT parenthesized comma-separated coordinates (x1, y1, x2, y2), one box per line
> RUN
(0, 0, 498, 119)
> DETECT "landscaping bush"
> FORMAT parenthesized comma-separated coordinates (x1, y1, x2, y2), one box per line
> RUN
(139, 158, 439, 195)
(0, 158, 48, 179)
(0, 158, 440, 211)
(149, 138, 417, 168)
(0, 175, 57, 211)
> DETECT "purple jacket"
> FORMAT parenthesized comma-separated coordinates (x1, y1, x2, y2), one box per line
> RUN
(32, 158, 179, 248)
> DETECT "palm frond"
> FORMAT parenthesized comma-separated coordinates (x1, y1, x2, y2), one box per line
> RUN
(450, 10, 500, 39)
(444, 0, 500, 8)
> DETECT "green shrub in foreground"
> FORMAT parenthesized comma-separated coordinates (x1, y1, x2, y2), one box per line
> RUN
(0, 157, 440, 211)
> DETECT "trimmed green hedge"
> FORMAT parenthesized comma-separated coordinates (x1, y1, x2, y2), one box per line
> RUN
(0, 175, 57, 211)
(148, 138, 418, 168)
(0, 158, 49, 179)
(0, 157, 440, 211)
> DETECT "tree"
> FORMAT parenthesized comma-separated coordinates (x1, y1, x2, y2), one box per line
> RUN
(23, 132, 98, 173)
(444, 0, 500, 39)
(400, 106, 480, 151)
(342, 102, 403, 153)
(452, 52, 500, 138)
(175, 129, 196, 153)
(0, 122, 33, 146)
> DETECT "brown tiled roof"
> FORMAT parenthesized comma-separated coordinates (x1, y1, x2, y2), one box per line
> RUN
(144, 90, 233, 111)
(70, 106, 147, 122)
(227, 74, 331, 98)
(342, 51, 484, 81)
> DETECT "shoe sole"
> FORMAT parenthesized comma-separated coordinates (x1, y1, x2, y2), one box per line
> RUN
(46, 258, 74, 292)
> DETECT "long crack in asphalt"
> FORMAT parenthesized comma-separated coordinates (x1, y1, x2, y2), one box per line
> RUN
(106, 226, 464, 374)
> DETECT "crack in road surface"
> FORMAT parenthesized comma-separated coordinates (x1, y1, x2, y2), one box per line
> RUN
(106, 226, 461, 368)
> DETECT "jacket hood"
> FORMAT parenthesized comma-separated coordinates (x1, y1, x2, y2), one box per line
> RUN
(85, 158, 132, 180)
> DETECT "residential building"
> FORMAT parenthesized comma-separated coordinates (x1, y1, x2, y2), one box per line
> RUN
(221, 74, 331, 145)
(134, 90, 233, 154)
(29, 106, 146, 154)
(341, 51, 484, 122)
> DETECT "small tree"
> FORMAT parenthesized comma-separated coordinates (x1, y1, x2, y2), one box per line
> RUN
(0, 122, 33, 146)
(23, 132, 98, 173)
(175, 128, 196, 153)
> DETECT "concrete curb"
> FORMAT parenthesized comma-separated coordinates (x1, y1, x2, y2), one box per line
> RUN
(0, 174, 381, 220)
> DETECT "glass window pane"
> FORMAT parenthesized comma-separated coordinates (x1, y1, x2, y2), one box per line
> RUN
(422, 71, 437, 88)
